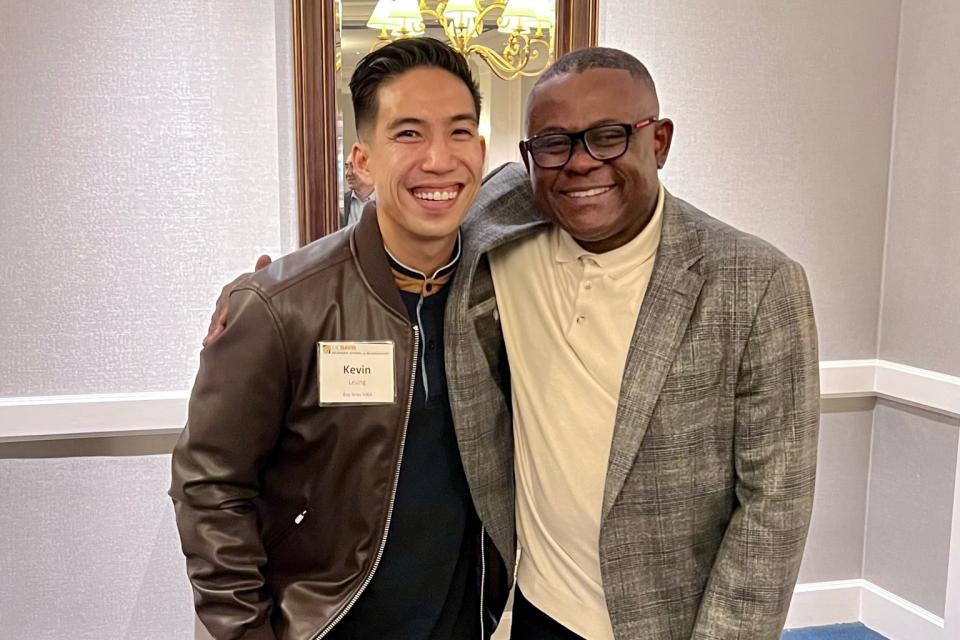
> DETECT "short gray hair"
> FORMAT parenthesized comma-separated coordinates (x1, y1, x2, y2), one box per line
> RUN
(534, 47, 656, 94)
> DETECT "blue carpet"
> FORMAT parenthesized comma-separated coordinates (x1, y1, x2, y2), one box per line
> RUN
(782, 623, 888, 639)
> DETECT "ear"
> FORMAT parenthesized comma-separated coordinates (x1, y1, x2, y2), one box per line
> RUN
(653, 118, 674, 169)
(351, 142, 373, 184)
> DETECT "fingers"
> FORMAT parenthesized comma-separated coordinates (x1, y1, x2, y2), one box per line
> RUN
(202, 320, 223, 347)
(202, 285, 232, 347)
(202, 255, 273, 348)
(202, 324, 223, 348)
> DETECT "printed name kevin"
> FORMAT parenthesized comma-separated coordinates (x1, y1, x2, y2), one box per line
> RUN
(344, 365, 372, 375)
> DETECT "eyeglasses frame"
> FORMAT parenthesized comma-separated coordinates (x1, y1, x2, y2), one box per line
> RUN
(520, 117, 660, 169)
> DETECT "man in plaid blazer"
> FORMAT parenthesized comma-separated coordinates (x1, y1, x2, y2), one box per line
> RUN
(443, 49, 819, 639)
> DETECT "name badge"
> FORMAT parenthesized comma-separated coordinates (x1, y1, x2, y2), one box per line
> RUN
(317, 341, 396, 405)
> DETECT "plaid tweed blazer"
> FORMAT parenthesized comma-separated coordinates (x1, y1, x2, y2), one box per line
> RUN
(445, 163, 820, 639)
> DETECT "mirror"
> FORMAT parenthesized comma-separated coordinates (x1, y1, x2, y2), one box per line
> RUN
(291, 0, 599, 244)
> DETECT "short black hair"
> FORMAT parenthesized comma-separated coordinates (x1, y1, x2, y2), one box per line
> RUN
(350, 38, 482, 139)
(534, 46, 657, 94)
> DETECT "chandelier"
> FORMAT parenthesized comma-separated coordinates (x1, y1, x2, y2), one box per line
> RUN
(365, 0, 556, 80)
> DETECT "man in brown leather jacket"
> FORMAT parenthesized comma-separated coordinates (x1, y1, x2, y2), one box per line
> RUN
(169, 38, 507, 640)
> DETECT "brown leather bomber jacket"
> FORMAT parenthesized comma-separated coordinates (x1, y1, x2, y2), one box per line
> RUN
(170, 209, 508, 640)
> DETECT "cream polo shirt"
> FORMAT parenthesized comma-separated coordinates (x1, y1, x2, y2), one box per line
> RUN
(489, 184, 664, 640)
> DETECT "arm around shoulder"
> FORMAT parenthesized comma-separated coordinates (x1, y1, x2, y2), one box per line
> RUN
(692, 259, 820, 639)
(170, 286, 290, 640)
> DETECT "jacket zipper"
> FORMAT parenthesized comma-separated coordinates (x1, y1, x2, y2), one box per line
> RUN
(415, 295, 428, 400)
(479, 527, 487, 639)
(312, 326, 419, 640)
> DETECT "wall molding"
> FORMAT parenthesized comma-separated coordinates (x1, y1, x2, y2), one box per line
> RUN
(2, 359, 958, 442)
(787, 579, 945, 639)
(821, 359, 960, 417)
(0, 391, 189, 443)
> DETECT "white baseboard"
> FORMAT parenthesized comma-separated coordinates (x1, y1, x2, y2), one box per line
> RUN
(860, 581, 946, 640)
(787, 580, 862, 628)
(1, 359, 957, 442)
(787, 579, 945, 639)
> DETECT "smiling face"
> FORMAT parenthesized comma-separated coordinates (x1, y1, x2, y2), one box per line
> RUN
(523, 68, 673, 253)
(351, 67, 485, 257)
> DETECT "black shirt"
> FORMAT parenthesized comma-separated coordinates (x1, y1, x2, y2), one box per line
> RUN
(325, 259, 480, 640)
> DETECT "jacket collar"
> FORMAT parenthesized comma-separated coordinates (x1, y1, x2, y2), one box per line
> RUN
(350, 203, 409, 321)
(657, 189, 704, 270)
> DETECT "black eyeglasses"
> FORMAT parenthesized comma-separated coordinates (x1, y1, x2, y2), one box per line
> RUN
(520, 118, 659, 169)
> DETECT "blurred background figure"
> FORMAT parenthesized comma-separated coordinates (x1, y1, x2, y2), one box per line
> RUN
(343, 158, 375, 228)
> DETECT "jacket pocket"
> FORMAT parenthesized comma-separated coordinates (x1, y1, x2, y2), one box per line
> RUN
(262, 505, 310, 551)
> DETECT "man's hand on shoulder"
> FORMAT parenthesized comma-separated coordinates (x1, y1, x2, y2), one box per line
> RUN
(203, 254, 273, 347)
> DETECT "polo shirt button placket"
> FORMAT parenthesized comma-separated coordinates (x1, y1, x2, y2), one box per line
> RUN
(576, 260, 600, 329)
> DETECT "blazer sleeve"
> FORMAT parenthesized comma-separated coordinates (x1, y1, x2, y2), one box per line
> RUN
(691, 260, 820, 639)
(169, 287, 290, 640)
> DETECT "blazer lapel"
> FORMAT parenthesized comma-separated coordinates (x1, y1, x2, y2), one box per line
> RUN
(602, 192, 705, 522)
(451, 162, 546, 320)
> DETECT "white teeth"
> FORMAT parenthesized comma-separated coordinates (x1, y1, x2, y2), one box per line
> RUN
(568, 186, 613, 198)
(413, 190, 458, 201)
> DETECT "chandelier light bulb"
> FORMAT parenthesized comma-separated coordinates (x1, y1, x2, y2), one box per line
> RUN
(443, 0, 481, 30)
(366, 0, 403, 32)
(498, 0, 542, 34)
(387, 0, 426, 36)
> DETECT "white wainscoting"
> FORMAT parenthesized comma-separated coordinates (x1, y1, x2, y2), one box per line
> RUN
(2, 359, 958, 443)
(821, 359, 960, 417)
(787, 579, 946, 640)
(0, 391, 188, 442)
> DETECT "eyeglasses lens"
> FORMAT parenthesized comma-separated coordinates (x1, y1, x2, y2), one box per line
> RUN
(529, 125, 630, 168)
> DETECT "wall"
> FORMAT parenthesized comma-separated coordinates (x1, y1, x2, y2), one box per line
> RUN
(0, 438, 191, 640)
(863, 401, 958, 617)
(0, 0, 297, 398)
(859, 0, 960, 627)
(797, 398, 874, 584)
(877, 0, 960, 378)
(0, 0, 295, 636)
(600, 0, 902, 361)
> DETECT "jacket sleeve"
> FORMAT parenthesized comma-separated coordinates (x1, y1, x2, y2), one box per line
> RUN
(691, 260, 820, 639)
(169, 287, 290, 640)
